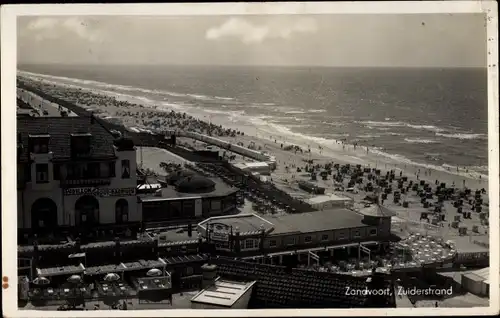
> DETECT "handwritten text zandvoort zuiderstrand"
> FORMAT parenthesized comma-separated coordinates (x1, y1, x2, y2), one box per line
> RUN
(345, 286, 453, 296)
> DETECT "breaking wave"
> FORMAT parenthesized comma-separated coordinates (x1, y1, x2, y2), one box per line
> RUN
(404, 138, 439, 144)
(358, 120, 445, 133)
(435, 132, 486, 140)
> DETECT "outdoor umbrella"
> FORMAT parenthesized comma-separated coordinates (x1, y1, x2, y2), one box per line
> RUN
(33, 277, 50, 286)
(67, 275, 82, 284)
(104, 273, 120, 282)
(146, 268, 162, 277)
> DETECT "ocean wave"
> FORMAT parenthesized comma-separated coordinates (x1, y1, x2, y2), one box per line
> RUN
(250, 102, 276, 107)
(358, 120, 445, 133)
(321, 121, 345, 126)
(247, 115, 487, 181)
(357, 134, 381, 139)
(370, 149, 488, 180)
(404, 138, 439, 144)
(214, 96, 235, 101)
(285, 124, 313, 128)
(309, 109, 327, 113)
(285, 110, 307, 114)
(435, 132, 486, 140)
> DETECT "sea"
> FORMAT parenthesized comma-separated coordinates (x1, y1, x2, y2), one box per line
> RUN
(18, 64, 489, 179)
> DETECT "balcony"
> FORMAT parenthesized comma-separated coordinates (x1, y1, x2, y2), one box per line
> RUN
(30, 151, 53, 162)
(60, 178, 112, 188)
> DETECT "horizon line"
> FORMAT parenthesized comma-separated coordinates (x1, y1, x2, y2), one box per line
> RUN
(16, 63, 486, 69)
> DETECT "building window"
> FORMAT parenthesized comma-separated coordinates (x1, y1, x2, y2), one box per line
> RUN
(338, 233, 346, 240)
(121, 160, 130, 179)
(186, 267, 193, 276)
(115, 199, 129, 224)
(286, 237, 296, 246)
(182, 200, 195, 217)
(88, 162, 100, 178)
(211, 200, 221, 213)
(269, 240, 277, 247)
(170, 201, 182, 218)
(321, 234, 329, 241)
(244, 239, 256, 249)
(53, 164, 61, 180)
(35, 164, 49, 183)
(353, 230, 361, 238)
(31, 138, 49, 154)
(101, 162, 110, 178)
(369, 229, 377, 236)
(304, 236, 312, 243)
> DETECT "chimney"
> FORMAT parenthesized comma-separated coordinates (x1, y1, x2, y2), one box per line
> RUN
(201, 263, 218, 289)
(187, 223, 193, 237)
(90, 113, 95, 124)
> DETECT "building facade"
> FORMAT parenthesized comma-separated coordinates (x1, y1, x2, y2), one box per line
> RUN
(139, 172, 239, 225)
(196, 209, 393, 264)
(17, 116, 140, 236)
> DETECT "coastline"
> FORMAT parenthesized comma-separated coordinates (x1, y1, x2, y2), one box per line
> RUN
(17, 72, 488, 195)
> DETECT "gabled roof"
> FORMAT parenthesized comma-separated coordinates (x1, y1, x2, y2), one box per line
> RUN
(212, 257, 396, 308)
(17, 116, 116, 162)
(359, 204, 396, 217)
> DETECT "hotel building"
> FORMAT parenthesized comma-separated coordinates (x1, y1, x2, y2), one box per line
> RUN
(17, 115, 140, 236)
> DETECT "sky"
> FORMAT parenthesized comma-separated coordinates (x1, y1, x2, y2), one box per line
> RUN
(17, 14, 487, 67)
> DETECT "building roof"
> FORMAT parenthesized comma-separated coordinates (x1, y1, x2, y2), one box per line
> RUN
(234, 162, 270, 170)
(306, 194, 353, 205)
(465, 267, 494, 285)
(452, 236, 490, 254)
(359, 204, 396, 217)
(166, 169, 196, 185)
(198, 214, 275, 236)
(177, 176, 216, 193)
(198, 209, 368, 237)
(264, 209, 366, 235)
(191, 279, 255, 307)
(17, 116, 116, 162)
(37, 264, 85, 277)
(139, 177, 238, 202)
(212, 258, 395, 308)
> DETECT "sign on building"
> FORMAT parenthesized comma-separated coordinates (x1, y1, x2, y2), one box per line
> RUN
(208, 223, 231, 242)
(63, 187, 136, 197)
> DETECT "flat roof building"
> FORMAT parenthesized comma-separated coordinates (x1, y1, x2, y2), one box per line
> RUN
(197, 207, 394, 265)
(306, 193, 354, 209)
(139, 171, 239, 225)
(191, 279, 256, 309)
